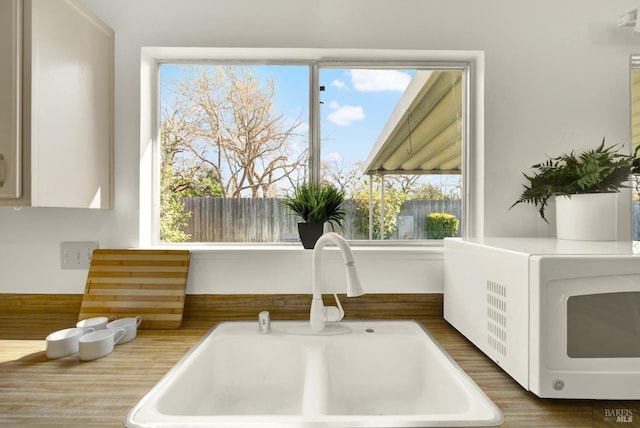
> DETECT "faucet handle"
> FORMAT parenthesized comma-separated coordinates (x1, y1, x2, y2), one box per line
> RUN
(325, 294, 345, 322)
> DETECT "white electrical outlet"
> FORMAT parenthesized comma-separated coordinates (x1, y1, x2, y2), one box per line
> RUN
(60, 241, 99, 269)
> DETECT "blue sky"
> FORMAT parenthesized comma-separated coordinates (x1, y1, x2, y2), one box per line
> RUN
(320, 68, 413, 167)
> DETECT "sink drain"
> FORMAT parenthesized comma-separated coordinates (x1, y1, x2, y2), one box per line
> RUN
(365, 328, 375, 333)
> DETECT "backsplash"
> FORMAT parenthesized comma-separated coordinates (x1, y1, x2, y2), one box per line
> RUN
(0, 293, 443, 323)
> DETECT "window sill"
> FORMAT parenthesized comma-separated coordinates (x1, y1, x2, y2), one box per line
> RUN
(143, 241, 445, 256)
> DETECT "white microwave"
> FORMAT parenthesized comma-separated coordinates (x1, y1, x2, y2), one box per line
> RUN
(444, 237, 640, 399)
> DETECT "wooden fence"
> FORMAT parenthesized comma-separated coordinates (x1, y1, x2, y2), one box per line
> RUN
(181, 197, 462, 242)
(183, 198, 640, 242)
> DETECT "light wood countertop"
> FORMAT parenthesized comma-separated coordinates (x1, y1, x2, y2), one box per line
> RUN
(1, 294, 638, 427)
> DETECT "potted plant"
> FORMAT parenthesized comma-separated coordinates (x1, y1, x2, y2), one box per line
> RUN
(281, 182, 346, 248)
(511, 139, 640, 240)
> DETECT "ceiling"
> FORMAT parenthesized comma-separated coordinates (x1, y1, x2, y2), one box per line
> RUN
(363, 70, 463, 176)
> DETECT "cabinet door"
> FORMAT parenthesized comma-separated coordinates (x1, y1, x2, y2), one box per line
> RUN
(29, 0, 113, 208)
(0, 0, 22, 198)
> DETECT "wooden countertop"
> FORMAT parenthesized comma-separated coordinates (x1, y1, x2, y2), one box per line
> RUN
(1, 294, 638, 427)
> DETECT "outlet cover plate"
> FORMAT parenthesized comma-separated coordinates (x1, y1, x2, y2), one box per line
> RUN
(60, 241, 99, 269)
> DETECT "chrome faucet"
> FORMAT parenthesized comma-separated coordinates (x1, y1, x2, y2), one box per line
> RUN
(310, 232, 364, 332)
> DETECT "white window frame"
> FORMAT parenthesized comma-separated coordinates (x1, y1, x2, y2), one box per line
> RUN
(140, 48, 485, 248)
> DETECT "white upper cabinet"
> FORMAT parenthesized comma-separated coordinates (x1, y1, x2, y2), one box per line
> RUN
(0, 0, 22, 199)
(0, 0, 114, 208)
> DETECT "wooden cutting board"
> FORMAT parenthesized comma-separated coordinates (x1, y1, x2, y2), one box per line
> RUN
(78, 249, 191, 329)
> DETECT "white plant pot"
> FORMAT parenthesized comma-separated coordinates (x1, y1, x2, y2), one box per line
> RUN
(555, 193, 618, 241)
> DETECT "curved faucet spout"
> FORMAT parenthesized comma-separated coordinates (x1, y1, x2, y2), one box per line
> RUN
(310, 232, 364, 332)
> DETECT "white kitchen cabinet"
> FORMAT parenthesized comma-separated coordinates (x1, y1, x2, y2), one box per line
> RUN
(0, 0, 114, 208)
(0, 0, 22, 199)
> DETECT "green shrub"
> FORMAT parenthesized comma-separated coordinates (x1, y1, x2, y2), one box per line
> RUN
(353, 184, 407, 239)
(426, 212, 459, 239)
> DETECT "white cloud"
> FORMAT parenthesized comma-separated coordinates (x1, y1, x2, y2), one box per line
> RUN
(330, 79, 346, 89)
(350, 69, 411, 92)
(329, 101, 340, 109)
(325, 152, 343, 162)
(327, 104, 365, 126)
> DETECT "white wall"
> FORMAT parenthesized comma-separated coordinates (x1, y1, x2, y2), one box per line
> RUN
(1, 0, 639, 294)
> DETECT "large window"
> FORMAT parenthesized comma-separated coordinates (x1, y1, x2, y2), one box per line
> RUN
(157, 59, 468, 244)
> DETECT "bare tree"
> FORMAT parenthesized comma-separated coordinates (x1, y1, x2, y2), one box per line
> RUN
(384, 174, 421, 194)
(321, 159, 361, 196)
(161, 95, 216, 194)
(162, 65, 307, 198)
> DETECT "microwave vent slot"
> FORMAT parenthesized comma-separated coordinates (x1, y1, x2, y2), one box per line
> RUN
(487, 280, 507, 357)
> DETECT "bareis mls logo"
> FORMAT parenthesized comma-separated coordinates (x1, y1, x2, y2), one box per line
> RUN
(604, 408, 634, 423)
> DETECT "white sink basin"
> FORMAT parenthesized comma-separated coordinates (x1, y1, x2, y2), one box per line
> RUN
(125, 320, 503, 427)
(157, 336, 306, 415)
(325, 335, 471, 416)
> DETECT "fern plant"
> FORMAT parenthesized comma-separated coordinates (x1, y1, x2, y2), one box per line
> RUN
(281, 182, 346, 230)
(511, 139, 640, 222)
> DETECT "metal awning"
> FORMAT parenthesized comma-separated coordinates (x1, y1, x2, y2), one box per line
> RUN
(363, 70, 463, 176)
